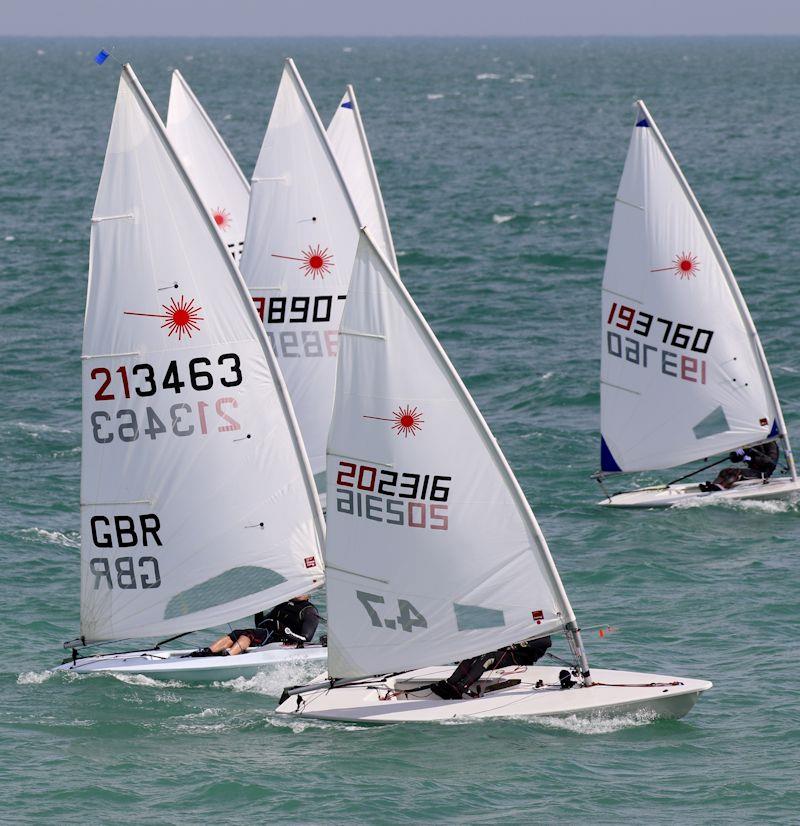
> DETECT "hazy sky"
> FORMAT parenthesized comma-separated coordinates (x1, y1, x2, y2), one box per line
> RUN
(3, 0, 800, 37)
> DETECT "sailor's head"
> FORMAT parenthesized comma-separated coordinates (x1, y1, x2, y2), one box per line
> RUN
(293, 594, 310, 601)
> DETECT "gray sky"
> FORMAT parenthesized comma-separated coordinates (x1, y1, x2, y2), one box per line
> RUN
(3, 0, 800, 37)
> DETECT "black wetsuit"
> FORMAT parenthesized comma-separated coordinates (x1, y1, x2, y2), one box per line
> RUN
(431, 637, 552, 700)
(230, 599, 320, 647)
(736, 441, 779, 479)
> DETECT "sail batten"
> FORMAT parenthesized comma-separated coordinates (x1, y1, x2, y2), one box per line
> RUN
(600, 100, 787, 474)
(80, 66, 324, 643)
(326, 230, 575, 680)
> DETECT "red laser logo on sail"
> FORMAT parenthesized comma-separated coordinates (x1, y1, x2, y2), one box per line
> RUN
(651, 252, 700, 280)
(123, 295, 204, 341)
(271, 245, 333, 279)
(212, 207, 231, 231)
(363, 405, 425, 438)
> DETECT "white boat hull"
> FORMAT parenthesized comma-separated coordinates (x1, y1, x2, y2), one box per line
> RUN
(598, 475, 800, 508)
(275, 664, 711, 724)
(53, 643, 327, 682)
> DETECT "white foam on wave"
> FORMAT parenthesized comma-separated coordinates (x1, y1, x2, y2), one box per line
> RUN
(265, 715, 364, 734)
(21, 527, 80, 548)
(426, 93, 444, 100)
(492, 214, 515, 224)
(17, 669, 55, 685)
(532, 707, 658, 734)
(510, 73, 535, 83)
(219, 659, 323, 697)
(673, 495, 799, 514)
(15, 421, 74, 437)
(111, 672, 187, 689)
(476, 73, 501, 80)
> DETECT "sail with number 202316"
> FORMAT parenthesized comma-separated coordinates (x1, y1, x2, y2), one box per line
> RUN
(274, 229, 711, 724)
(57, 65, 326, 681)
(597, 101, 798, 508)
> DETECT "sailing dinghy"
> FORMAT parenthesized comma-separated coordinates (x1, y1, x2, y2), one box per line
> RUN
(165, 69, 250, 265)
(597, 101, 799, 508)
(275, 229, 711, 724)
(55, 65, 327, 681)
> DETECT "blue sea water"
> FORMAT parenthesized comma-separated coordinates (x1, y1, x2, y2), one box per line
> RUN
(1, 36, 800, 823)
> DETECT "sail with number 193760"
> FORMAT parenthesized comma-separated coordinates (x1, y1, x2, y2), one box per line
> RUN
(597, 100, 798, 508)
(76, 65, 324, 649)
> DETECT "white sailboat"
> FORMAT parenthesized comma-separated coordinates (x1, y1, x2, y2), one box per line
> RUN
(274, 229, 711, 724)
(240, 60, 362, 478)
(597, 101, 799, 508)
(54, 65, 327, 681)
(165, 69, 250, 264)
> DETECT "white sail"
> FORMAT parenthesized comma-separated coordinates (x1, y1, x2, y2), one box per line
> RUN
(241, 60, 361, 476)
(325, 230, 575, 679)
(166, 70, 250, 264)
(80, 66, 324, 643)
(328, 86, 398, 272)
(600, 101, 786, 474)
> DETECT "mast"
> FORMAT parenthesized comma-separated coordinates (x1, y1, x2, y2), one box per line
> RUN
(638, 100, 796, 481)
(122, 63, 326, 554)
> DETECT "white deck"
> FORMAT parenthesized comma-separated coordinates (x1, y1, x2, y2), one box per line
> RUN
(598, 475, 800, 509)
(53, 643, 327, 682)
(275, 664, 712, 724)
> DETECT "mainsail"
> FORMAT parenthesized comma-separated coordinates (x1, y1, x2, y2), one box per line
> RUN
(328, 86, 398, 272)
(166, 70, 250, 264)
(600, 101, 787, 474)
(80, 66, 324, 643)
(240, 60, 361, 476)
(325, 230, 576, 679)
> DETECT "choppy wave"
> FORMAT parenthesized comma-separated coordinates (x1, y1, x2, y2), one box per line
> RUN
(426, 93, 444, 100)
(17, 669, 55, 685)
(20, 527, 80, 548)
(476, 73, 501, 80)
(492, 213, 515, 224)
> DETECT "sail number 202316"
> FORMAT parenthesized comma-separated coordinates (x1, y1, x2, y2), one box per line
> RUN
(335, 461, 450, 531)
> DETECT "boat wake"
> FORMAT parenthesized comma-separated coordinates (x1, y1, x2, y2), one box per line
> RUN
(111, 672, 187, 689)
(219, 659, 323, 697)
(673, 496, 799, 514)
(531, 707, 658, 734)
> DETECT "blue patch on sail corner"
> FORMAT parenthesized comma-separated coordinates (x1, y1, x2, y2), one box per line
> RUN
(635, 118, 650, 127)
(341, 101, 353, 109)
(769, 419, 779, 439)
(600, 436, 622, 473)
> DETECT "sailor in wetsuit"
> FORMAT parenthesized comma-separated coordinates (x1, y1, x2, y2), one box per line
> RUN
(699, 441, 780, 492)
(430, 636, 552, 700)
(185, 595, 320, 658)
